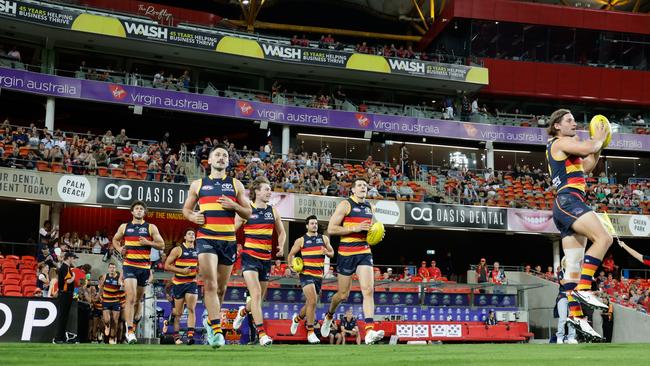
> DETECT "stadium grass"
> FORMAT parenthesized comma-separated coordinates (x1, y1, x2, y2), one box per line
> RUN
(1, 343, 647, 366)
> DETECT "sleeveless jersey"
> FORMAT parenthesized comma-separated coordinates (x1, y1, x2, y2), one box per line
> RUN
(101, 272, 121, 303)
(172, 243, 198, 285)
(242, 204, 275, 261)
(339, 197, 372, 256)
(123, 221, 153, 269)
(93, 298, 103, 312)
(546, 137, 586, 195)
(196, 176, 239, 241)
(301, 234, 326, 278)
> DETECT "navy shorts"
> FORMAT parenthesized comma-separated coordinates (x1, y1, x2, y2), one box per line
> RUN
(241, 253, 272, 282)
(102, 302, 121, 312)
(337, 253, 373, 276)
(553, 192, 593, 239)
(196, 239, 237, 265)
(123, 265, 150, 287)
(299, 275, 322, 295)
(172, 282, 198, 299)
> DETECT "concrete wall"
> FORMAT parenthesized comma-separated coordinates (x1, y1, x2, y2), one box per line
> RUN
(612, 303, 650, 343)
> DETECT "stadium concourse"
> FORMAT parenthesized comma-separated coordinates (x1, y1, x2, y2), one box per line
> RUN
(2, 0, 650, 363)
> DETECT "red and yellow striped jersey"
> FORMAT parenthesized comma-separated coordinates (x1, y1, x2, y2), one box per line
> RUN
(172, 243, 198, 285)
(196, 176, 239, 241)
(339, 197, 372, 256)
(242, 204, 275, 261)
(546, 137, 586, 195)
(300, 234, 326, 278)
(123, 221, 153, 269)
(117, 289, 126, 306)
(101, 272, 121, 303)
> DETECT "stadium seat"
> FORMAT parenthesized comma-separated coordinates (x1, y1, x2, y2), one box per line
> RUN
(51, 162, 65, 173)
(97, 166, 109, 177)
(111, 168, 126, 178)
(5, 255, 19, 260)
(23, 287, 36, 297)
(3, 279, 20, 287)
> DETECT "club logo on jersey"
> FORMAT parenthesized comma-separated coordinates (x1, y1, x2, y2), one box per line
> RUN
(108, 84, 127, 100)
(355, 113, 370, 127)
(237, 101, 254, 116)
(264, 212, 274, 219)
(221, 183, 234, 190)
(364, 207, 372, 215)
(138, 227, 148, 234)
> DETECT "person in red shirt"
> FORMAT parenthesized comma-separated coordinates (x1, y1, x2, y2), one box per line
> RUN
(489, 261, 506, 285)
(271, 259, 286, 277)
(428, 261, 442, 280)
(418, 261, 431, 281)
(71, 264, 91, 288)
(602, 253, 618, 274)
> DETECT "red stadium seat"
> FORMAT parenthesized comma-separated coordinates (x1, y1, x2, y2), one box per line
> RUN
(5, 255, 19, 260)
(4, 273, 20, 281)
(36, 161, 51, 172)
(23, 286, 37, 297)
(3, 279, 20, 287)
(51, 162, 65, 173)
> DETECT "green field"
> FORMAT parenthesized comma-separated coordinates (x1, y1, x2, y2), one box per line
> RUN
(0, 343, 646, 366)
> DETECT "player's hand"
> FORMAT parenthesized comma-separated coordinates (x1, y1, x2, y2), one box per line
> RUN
(593, 121, 608, 141)
(181, 267, 192, 275)
(218, 196, 237, 210)
(353, 222, 371, 232)
(138, 237, 150, 246)
(190, 210, 205, 225)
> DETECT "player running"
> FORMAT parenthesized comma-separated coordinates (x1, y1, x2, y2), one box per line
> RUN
(99, 262, 122, 344)
(546, 109, 612, 339)
(164, 228, 199, 345)
(112, 200, 165, 344)
(183, 144, 251, 348)
(232, 176, 286, 346)
(287, 215, 333, 344)
(320, 178, 385, 344)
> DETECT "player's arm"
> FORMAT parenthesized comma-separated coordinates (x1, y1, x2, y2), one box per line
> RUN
(183, 179, 205, 225)
(111, 223, 126, 253)
(143, 224, 165, 250)
(273, 208, 287, 254)
(327, 200, 370, 236)
(286, 237, 303, 267)
(323, 235, 334, 258)
(98, 274, 105, 297)
(164, 247, 189, 275)
(220, 179, 252, 219)
(234, 214, 246, 232)
(582, 149, 602, 174)
(554, 123, 607, 158)
(619, 241, 645, 263)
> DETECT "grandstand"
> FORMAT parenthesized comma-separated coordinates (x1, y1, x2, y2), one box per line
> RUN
(1, 0, 650, 364)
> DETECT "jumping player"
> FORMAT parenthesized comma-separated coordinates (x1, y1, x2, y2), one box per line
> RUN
(320, 178, 385, 344)
(183, 144, 251, 348)
(164, 228, 199, 345)
(546, 109, 612, 339)
(232, 176, 286, 346)
(112, 200, 165, 344)
(287, 215, 333, 344)
(99, 262, 122, 344)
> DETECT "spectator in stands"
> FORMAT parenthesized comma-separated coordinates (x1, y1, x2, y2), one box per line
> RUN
(299, 34, 309, 47)
(153, 70, 165, 88)
(418, 261, 431, 281)
(428, 260, 442, 280)
(485, 310, 497, 326)
(71, 264, 91, 288)
(382, 268, 393, 280)
(39, 220, 58, 246)
(8, 46, 20, 61)
(544, 266, 555, 281)
(102, 130, 115, 145)
(634, 115, 645, 126)
(356, 42, 368, 54)
(290, 35, 299, 46)
(476, 258, 489, 283)
(47, 267, 59, 298)
(271, 259, 286, 277)
(339, 310, 361, 345)
(90, 230, 109, 254)
(37, 263, 50, 295)
(399, 267, 412, 282)
(490, 261, 506, 285)
(602, 253, 617, 275)
(150, 246, 164, 271)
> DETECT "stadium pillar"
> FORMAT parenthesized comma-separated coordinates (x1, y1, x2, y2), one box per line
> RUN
(552, 239, 560, 274)
(49, 202, 62, 230)
(485, 140, 494, 170)
(45, 97, 55, 131)
(282, 125, 290, 159)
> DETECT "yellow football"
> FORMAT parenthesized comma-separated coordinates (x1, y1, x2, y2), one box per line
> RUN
(366, 221, 385, 246)
(291, 257, 304, 273)
(589, 115, 612, 149)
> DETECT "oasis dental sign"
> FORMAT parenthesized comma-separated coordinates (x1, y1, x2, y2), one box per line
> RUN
(405, 202, 507, 230)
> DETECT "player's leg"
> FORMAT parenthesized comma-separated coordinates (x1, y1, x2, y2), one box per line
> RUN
(173, 295, 186, 343)
(134, 285, 146, 324)
(102, 309, 111, 338)
(303, 283, 319, 343)
(357, 264, 383, 344)
(320, 274, 352, 337)
(123, 278, 138, 338)
(555, 297, 568, 343)
(110, 310, 119, 341)
(216, 263, 233, 308)
(242, 270, 269, 344)
(198, 252, 224, 346)
(185, 292, 198, 344)
(571, 212, 613, 292)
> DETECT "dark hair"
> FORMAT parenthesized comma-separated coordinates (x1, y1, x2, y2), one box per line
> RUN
(209, 143, 229, 155)
(352, 178, 368, 186)
(81, 264, 92, 272)
(130, 200, 147, 212)
(305, 215, 318, 225)
(546, 109, 571, 137)
(183, 227, 196, 237)
(250, 176, 270, 201)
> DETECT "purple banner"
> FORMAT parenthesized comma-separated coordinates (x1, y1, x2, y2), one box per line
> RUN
(2, 67, 650, 151)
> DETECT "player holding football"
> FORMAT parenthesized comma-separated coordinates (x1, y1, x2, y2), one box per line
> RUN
(287, 215, 334, 344)
(546, 109, 611, 339)
(319, 178, 384, 344)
